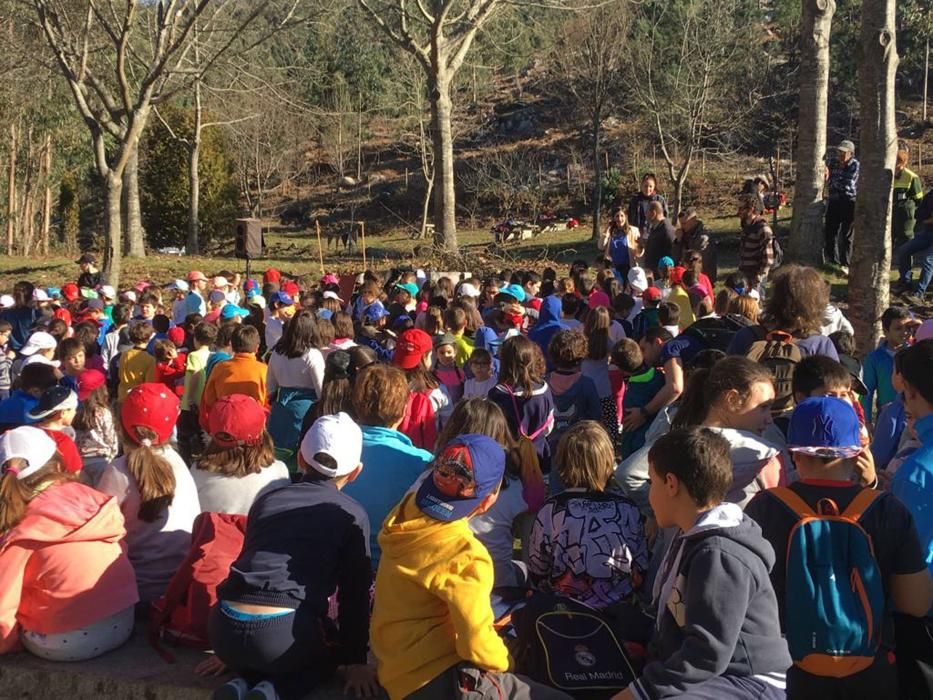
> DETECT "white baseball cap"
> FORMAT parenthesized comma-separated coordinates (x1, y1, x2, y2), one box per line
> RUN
(213, 276, 229, 288)
(322, 290, 344, 302)
(458, 282, 480, 298)
(20, 331, 57, 356)
(299, 412, 363, 478)
(167, 279, 190, 292)
(0, 426, 57, 480)
(33, 289, 50, 302)
(628, 266, 648, 294)
(99, 285, 116, 299)
(122, 290, 137, 303)
(0, 294, 13, 309)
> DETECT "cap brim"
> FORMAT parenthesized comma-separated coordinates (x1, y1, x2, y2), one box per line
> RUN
(787, 445, 861, 459)
(415, 476, 480, 522)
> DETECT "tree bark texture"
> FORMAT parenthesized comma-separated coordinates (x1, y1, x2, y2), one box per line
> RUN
(848, 0, 897, 355)
(41, 135, 52, 255)
(187, 78, 204, 256)
(787, 0, 835, 266)
(591, 117, 602, 242)
(430, 75, 457, 254)
(123, 141, 146, 257)
(103, 174, 124, 287)
(6, 123, 16, 255)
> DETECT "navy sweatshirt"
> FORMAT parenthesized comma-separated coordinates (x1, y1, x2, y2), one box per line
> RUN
(217, 478, 372, 664)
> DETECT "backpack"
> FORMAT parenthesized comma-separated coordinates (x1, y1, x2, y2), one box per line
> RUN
(149, 512, 247, 661)
(511, 593, 640, 699)
(399, 390, 437, 451)
(770, 487, 884, 678)
(745, 329, 803, 413)
(682, 313, 753, 353)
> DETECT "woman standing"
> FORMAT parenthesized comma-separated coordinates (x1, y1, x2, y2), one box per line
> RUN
(599, 207, 643, 280)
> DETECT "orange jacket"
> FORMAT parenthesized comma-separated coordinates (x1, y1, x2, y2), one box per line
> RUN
(199, 352, 268, 429)
(0, 481, 138, 653)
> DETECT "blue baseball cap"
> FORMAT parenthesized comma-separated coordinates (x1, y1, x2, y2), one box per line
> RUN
(221, 304, 249, 320)
(395, 282, 419, 298)
(317, 308, 333, 321)
(363, 303, 389, 323)
(658, 256, 675, 269)
(788, 397, 862, 459)
(416, 434, 506, 521)
(270, 291, 294, 307)
(497, 283, 526, 303)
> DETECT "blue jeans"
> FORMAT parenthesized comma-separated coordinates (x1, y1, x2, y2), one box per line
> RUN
(897, 228, 933, 294)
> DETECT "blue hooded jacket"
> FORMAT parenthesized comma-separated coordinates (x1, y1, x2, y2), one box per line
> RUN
(529, 295, 565, 366)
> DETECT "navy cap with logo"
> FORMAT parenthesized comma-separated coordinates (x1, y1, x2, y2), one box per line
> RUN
(788, 396, 862, 459)
(415, 434, 506, 521)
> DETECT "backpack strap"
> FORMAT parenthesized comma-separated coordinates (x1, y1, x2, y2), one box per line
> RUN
(503, 383, 552, 441)
(840, 489, 882, 522)
(769, 486, 817, 519)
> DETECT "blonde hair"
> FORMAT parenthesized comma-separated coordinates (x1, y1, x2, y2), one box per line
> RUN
(555, 421, 615, 491)
(122, 425, 177, 522)
(0, 454, 70, 533)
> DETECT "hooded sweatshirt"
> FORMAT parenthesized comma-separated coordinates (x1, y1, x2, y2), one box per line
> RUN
(630, 504, 790, 699)
(372, 494, 509, 699)
(548, 369, 602, 436)
(0, 481, 139, 653)
(528, 296, 565, 366)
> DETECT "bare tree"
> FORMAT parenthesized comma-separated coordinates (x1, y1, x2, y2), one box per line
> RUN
(550, 0, 628, 241)
(848, 0, 897, 355)
(786, 0, 835, 266)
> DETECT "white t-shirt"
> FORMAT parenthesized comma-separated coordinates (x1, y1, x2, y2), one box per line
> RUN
(96, 445, 201, 602)
(266, 348, 325, 396)
(191, 460, 290, 516)
(464, 375, 499, 400)
(265, 316, 284, 351)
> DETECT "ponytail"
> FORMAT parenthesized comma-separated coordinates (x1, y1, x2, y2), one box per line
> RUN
(0, 455, 69, 534)
(671, 368, 712, 430)
(671, 356, 773, 431)
(123, 426, 176, 523)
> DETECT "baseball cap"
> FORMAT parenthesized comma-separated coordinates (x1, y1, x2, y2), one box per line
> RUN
(28, 386, 78, 420)
(76, 253, 97, 265)
(208, 394, 267, 448)
(135, 281, 151, 293)
(76, 369, 107, 401)
(915, 319, 933, 342)
(836, 140, 856, 154)
(321, 273, 340, 286)
(323, 290, 344, 303)
(282, 281, 300, 298)
(221, 304, 249, 320)
(86, 298, 105, 311)
(208, 289, 227, 304)
(120, 383, 180, 446)
(317, 308, 333, 321)
(458, 282, 480, 298)
(415, 434, 506, 521)
(395, 282, 419, 298)
(166, 279, 190, 292)
(99, 285, 116, 299)
(669, 266, 686, 286)
(434, 332, 458, 349)
(497, 284, 526, 303)
(122, 290, 137, 303)
(80, 288, 99, 300)
(589, 290, 611, 309)
(0, 426, 57, 480)
(20, 331, 57, 356)
(642, 287, 663, 303)
(363, 304, 389, 323)
(270, 291, 295, 307)
(837, 354, 869, 395)
(299, 412, 363, 478)
(213, 276, 229, 289)
(62, 282, 80, 302)
(787, 396, 862, 459)
(33, 289, 50, 302)
(392, 328, 434, 369)
(167, 326, 186, 346)
(263, 268, 282, 285)
(0, 294, 14, 309)
(187, 270, 207, 283)
(658, 256, 675, 270)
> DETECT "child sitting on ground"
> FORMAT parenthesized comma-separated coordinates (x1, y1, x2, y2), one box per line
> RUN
(463, 348, 498, 399)
(747, 397, 932, 699)
(27, 386, 83, 475)
(613, 427, 792, 700)
(210, 412, 378, 700)
(372, 434, 571, 700)
(529, 421, 648, 615)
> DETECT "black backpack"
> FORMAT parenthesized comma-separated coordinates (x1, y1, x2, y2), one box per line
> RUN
(511, 594, 641, 699)
(682, 313, 753, 353)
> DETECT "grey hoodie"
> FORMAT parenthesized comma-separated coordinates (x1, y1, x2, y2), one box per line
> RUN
(631, 504, 790, 699)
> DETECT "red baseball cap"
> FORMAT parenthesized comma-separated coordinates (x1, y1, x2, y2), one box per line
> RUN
(282, 280, 300, 298)
(669, 266, 686, 286)
(642, 287, 663, 303)
(77, 369, 107, 401)
(167, 327, 186, 347)
(264, 268, 282, 285)
(208, 394, 267, 448)
(392, 328, 434, 370)
(120, 383, 180, 446)
(62, 282, 80, 302)
(187, 270, 207, 282)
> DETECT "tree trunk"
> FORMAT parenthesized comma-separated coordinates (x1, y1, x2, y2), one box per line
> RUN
(188, 139, 201, 256)
(429, 74, 457, 253)
(41, 135, 52, 255)
(6, 123, 16, 255)
(787, 0, 835, 266)
(848, 0, 897, 356)
(123, 141, 146, 257)
(591, 116, 602, 242)
(420, 171, 435, 239)
(102, 173, 124, 287)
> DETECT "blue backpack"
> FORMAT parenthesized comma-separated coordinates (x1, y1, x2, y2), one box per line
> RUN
(771, 487, 884, 678)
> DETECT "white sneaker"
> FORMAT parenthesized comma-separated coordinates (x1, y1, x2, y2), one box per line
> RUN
(245, 681, 280, 700)
(212, 678, 250, 700)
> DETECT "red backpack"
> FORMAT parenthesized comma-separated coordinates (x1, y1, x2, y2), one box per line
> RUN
(149, 512, 247, 661)
(399, 390, 437, 450)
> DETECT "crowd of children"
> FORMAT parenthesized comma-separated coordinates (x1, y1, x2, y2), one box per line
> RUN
(0, 236, 932, 700)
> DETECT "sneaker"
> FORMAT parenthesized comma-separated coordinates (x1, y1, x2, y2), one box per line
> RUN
(245, 681, 280, 700)
(212, 678, 250, 700)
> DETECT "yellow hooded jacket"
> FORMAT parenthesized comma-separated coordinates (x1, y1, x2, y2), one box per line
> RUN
(371, 493, 509, 699)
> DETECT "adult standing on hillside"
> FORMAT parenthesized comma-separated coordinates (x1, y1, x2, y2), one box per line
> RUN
(598, 206, 642, 279)
(823, 139, 859, 273)
(675, 207, 718, 284)
(642, 201, 676, 274)
(627, 173, 669, 238)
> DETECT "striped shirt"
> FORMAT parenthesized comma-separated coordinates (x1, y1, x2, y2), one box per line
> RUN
(739, 218, 775, 280)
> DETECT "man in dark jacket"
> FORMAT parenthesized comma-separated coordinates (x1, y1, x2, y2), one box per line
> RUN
(643, 202, 676, 274)
(824, 139, 859, 271)
(675, 208, 718, 283)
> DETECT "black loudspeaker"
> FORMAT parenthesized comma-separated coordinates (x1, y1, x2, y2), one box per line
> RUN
(235, 218, 263, 259)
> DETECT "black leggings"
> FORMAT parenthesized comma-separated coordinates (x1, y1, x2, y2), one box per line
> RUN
(208, 605, 336, 700)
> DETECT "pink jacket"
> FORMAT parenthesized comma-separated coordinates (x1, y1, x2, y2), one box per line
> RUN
(0, 481, 139, 653)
